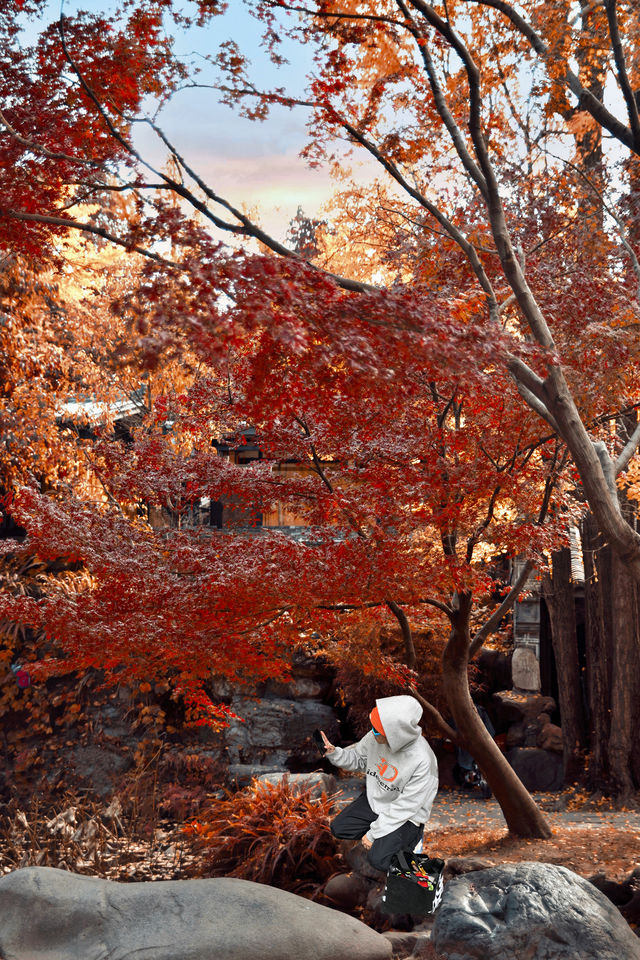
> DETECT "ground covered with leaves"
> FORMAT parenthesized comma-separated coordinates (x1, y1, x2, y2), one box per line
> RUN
(430, 789, 640, 884)
(2, 785, 638, 891)
(436, 821, 640, 883)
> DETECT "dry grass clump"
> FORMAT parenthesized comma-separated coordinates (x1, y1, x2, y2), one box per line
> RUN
(0, 794, 195, 881)
(183, 777, 342, 897)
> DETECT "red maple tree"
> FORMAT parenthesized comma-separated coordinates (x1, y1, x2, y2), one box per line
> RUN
(2, 0, 640, 829)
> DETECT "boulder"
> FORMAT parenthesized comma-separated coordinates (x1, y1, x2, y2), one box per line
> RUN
(432, 861, 640, 960)
(341, 837, 388, 881)
(264, 677, 330, 699)
(508, 712, 555, 750)
(522, 719, 544, 747)
(537, 721, 564, 753)
(477, 647, 513, 695)
(589, 867, 640, 926)
(506, 747, 564, 791)
(443, 857, 496, 881)
(324, 872, 374, 910)
(227, 762, 288, 786)
(258, 771, 338, 798)
(0, 866, 392, 960)
(491, 690, 556, 726)
(382, 929, 434, 958)
(71, 744, 133, 798)
(290, 648, 335, 680)
(506, 720, 526, 748)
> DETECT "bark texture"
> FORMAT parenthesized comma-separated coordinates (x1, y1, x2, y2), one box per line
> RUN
(541, 547, 587, 785)
(442, 592, 552, 839)
(582, 508, 640, 797)
(583, 512, 612, 792)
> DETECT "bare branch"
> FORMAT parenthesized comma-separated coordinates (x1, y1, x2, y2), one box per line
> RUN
(511, 378, 560, 433)
(594, 440, 620, 511)
(72, 180, 175, 193)
(317, 601, 384, 611)
(498, 292, 516, 315)
(537, 444, 569, 526)
(547, 149, 640, 294)
(406, 1, 557, 348)
(507, 358, 548, 402)
(394, 0, 489, 197)
(604, 0, 640, 147)
(419, 596, 454, 618)
(294, 417, 335, 495)
(463, 0, 638, 154)
(133, 115, 376, 293)
(334, 111, 498, 308)
(0, 209, 178, 266)
(466, 485, 500, 563)
(0, 108, 102, 168)
(469, 558, 533, 657)
(386, 599, 417, 669)
(59, 17, 376, 293)
(264, 0, 406, 28)
(409, 685, 460, 740)
(615, 419, 640, 475)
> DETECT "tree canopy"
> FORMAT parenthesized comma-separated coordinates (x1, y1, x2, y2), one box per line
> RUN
(1, 0, 640, 829)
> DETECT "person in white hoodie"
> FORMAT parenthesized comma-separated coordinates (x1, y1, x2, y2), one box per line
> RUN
(321, 694, 439, 873)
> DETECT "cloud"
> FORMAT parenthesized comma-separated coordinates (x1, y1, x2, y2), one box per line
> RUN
(134, 101, 339, 239)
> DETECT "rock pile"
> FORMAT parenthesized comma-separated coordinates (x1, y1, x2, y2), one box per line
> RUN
(492, 690, 564, 791)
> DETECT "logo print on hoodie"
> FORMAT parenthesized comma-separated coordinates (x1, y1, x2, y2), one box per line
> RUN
(376, 758, 399, 782)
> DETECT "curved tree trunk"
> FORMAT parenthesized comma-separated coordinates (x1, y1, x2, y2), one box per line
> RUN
(541, 547, 587, 785)
(542, 372, 640, 582)
(441, 591, 552, 839)
(386, 599, 417, 670)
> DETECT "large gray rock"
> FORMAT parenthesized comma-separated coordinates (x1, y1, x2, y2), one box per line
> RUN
(433, 861, 640, 960)
(0, 866, 392, 960)
(72, 744, 133, 798)
(506, 747, 564, 791)
(227, 762, 288, 786)
(226, 696, 339, 767)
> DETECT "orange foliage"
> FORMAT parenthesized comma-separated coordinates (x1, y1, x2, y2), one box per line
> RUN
(183, 778, 342, 897)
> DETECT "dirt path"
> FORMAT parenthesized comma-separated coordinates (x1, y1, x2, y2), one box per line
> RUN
(428, 790, 640, 831)
(334, 775, 640, 835)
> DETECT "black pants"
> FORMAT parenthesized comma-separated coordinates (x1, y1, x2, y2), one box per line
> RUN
(330, 792, 424, 873)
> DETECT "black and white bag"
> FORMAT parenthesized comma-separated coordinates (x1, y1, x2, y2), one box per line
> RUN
(381, 849, 445, 916)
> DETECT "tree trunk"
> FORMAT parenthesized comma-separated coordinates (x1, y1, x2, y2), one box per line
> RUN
(582, 512, 612, 791)
(542, 370, 640, 583)
(575, 0, 606, 234)
(386, 599, 417, 670)
(608, 493, 640, 799)
(442, 591, 552, 839)
(541, 547, 587, 784)
(582, 508, 640, 798)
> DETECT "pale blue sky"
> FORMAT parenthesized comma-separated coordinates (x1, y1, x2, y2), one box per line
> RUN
(23, 1, 345, 239)
(24, 2, 630, 246)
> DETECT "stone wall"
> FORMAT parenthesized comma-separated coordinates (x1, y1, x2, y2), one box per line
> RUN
(222, 651, 341, 786)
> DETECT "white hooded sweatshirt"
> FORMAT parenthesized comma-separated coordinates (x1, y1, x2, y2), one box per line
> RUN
(328, 694, 439, 842)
